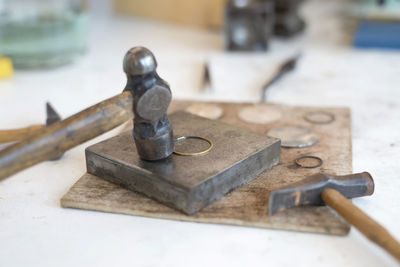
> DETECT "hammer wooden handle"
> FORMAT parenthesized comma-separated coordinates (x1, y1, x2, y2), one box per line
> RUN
(322, 188, 400, 262)
(0, 125, 44, 144)
(0, 91, 133, 181)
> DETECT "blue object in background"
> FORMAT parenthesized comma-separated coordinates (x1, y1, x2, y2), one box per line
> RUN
(353, 20, 400, 49)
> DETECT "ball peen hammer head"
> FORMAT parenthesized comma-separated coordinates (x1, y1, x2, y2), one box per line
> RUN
(123, 47, 157, 76)
(122, 47, 174, 161)
(268, 172, 374, 216)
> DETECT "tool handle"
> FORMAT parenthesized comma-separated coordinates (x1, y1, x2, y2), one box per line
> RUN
(0, 91, 133, 181)
(322, 188, 400, 262)
(0, 125, 44, 144)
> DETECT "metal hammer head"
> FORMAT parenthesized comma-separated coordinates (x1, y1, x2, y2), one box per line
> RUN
(268, 172, 374, 215)
(123, 47, 157, 76)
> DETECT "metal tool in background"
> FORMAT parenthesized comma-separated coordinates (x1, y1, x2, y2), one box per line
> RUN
(202, 54, 299, 104)
(202, 61, 211, 89)
(261, 54, 299, 102)
(0, 102, 61, 144)
(225, 0, 305, 52)
(225, 0, 274, 51)
(274, 0, 306, 37)
(269, 172, 400, 262)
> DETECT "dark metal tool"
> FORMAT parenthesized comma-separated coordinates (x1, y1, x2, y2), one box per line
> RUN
(123, 47, 174, 161)
(274, 0, 306, 37)
(225, 0, 274, 51)
(261, 55, 299, 102)
(0, 102, 61, 144)
(269, 172, 400, 262)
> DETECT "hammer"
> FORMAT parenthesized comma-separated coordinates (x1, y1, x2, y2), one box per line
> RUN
(0, 47, 171, 181)
(268, 172, 400, 262)
(0, 102, 61, 144)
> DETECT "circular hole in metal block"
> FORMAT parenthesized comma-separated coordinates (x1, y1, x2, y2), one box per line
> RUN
(186, 104, 224, 120)
(173, 136, 213, 156)
(238, 105, 282, 124)
(267, 126, 318, 148)
(295, 155, 323, 168)
(304, 111, 335, 124)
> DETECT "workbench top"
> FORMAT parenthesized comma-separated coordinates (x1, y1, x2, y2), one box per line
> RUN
(0, 0, 399, 266)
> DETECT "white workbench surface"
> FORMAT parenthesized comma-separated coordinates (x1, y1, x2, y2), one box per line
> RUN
(1, 1, 399, 266)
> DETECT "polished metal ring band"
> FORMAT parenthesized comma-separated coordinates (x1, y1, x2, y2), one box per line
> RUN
(173, 136, 213, 156)
(295, 155, 323, 169)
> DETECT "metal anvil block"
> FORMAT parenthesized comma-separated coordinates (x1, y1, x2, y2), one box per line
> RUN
(85, 111, 280, 215)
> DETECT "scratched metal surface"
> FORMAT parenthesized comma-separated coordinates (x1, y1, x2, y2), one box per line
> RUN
(85, 111, 280, 215)
(61, 101, 351, 235)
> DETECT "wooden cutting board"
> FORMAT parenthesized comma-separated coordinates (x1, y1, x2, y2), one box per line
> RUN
(61, 101, 351, 235)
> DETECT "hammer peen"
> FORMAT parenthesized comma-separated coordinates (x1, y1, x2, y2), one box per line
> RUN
(269, 172, 400, 262)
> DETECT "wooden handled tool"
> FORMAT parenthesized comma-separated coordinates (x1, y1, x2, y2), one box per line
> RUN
(0, 125, 44, 144)
(268, 172, 400, 262)
(0, 102, 61, 144)
(0, 91, 133, 181)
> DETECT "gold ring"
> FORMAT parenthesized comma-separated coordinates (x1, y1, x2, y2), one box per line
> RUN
(173, 136, 213, 156)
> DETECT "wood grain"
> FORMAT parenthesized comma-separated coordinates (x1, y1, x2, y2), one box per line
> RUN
(61, 101, 353, 235)
(322, 189, 400, 261)
(113, 0, 225, 29)
(0, 125, 44, 144)
(0, 91, 133, 181)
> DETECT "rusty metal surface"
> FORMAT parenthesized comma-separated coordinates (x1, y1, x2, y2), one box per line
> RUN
(85, 111, 280, 215)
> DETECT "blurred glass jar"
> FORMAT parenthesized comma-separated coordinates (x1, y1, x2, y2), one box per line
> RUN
(0, 0, 88, 69)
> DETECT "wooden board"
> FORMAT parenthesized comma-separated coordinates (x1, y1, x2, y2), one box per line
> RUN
(113, 0, 225, 29)
(61, 101, 352, 235)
